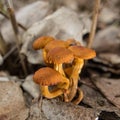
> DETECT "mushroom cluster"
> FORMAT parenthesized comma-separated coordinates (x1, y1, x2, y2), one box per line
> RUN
(33, 36, 96, 104)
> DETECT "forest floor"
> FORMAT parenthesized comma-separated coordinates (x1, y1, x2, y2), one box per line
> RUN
(0, 0, 120, 120)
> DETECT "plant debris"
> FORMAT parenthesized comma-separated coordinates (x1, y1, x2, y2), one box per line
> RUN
(0, 0, 120, 119)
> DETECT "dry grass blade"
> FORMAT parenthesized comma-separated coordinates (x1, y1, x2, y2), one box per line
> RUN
(0, 11, 27, 31)
(0, 0, 26, 30)
(5, 0, 27, 76)
(0, 30, 7, 55)
(87, 0, 101, 48)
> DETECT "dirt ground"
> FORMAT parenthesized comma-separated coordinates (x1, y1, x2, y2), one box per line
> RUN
(0, 0, 120, 120)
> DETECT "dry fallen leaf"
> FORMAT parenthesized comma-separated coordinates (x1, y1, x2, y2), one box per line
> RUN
(21, 7, 91, 64)
(93, 26, 120, 53)
(0, 81, 29, 120)
(98, 53, 120, 65)
(1, 1, 51, 44)
(28, 98, 98, 120)
(92, 77, 120, 109)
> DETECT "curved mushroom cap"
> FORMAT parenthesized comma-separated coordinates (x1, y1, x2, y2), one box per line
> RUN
(33, 67, 63, 86)
(32, 36, 55, 50)
(66, 39, 81, 46)
(47, 47, 74, 64)
(68, 45, 96, 59)
(44, 40, 69, 52)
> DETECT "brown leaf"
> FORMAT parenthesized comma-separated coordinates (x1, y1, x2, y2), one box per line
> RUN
(29, 99, 98, 120)
(92, 77, 120, 109)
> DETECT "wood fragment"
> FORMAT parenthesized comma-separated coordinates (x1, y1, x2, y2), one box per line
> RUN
(0, 30, 7, 55)
(6, 0, 28, 76)
(87, 0, 101, 48)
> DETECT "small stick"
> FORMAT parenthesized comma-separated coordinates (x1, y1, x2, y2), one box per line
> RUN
(3, 45, 17, 60)
(87, 0, 101, 48)
(38, 94, 43, 111)
(0, 30, 7, 55)
(0, 1, 26, 30)
(0, 11, 27, 31)
(5, 0, 27, 76)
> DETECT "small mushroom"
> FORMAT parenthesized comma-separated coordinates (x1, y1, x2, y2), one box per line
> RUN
(46, 47, 74, 76)
(32, 36, 55, 50)
(68, 46, 96, 60)
(44, 40, 69, 53)
(67, 45, 96, 103)
(33, 67, 69, 99)
(72, 88, 84, 105)
(32, 36, 55, 62)
(66, 39, 81, 46)
(64, 66, 73, 78)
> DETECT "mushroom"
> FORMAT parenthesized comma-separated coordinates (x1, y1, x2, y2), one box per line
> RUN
(44, 40, 69, 53)
(68, 46, 96, 60)
(32, 36, 55, 62)
(32, 36, 55, 50)
(46, 47, 74, 76)
(33, 67, 69, 99)
(72, 88, 84, 105)
(66, 39, 81, 46)
(66, 45, 96, 103)
(64, 66, 73, 78)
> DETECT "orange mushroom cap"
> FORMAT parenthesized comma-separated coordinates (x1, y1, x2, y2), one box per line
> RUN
(33, 67, 63, 86)
(44, 40, 69, 52)
(68, 45, 96, 59)
(66, 39, 81, 46)
(32, 36, 55, 50)
(46, 47, 74, 64)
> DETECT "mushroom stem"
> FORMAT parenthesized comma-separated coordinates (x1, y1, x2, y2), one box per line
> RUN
(57, 76, 70, 102)
(54, 64, 66, 76)
(64, 66, 73, 78)
(72, 88, 84, 104)
(40, 86, 63, 99)
(42, 49, 48, 64)
(57, 76, 70, 90)
(40, 76, 70, 99)
(67, 58, 84, 102)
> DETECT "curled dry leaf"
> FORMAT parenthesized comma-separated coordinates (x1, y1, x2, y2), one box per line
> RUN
(22, 74, 40, 98)
(21, 7, 91, 64)
(93, 26, 120, 53)
(90, 52, 120, 75)
(1, 1, 51, 44)
(98, 53, 120, 65)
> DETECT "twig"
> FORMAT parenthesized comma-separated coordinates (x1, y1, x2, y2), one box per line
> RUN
(38, 94, 43, 112)
(5, 0, 27, 76)
(87, 0, 101, 48)
(0, 30, 7, 55)
(3, 45, 17, 60)
(0, 10, 27, 31)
